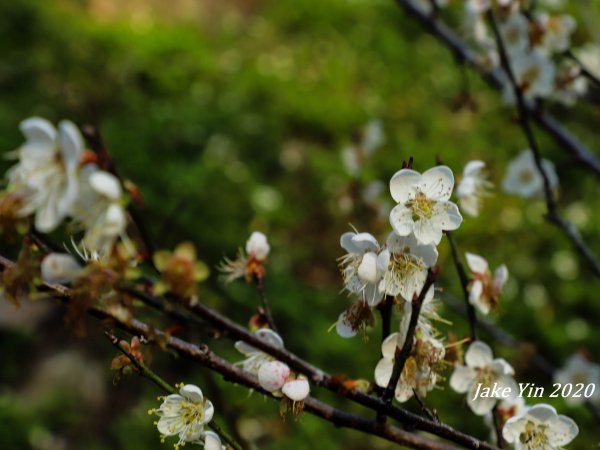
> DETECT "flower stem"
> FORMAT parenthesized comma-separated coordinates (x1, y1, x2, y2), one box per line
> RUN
(104, 331, 244, 450)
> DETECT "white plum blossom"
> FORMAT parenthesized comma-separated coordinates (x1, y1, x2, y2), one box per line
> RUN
(503, 50, 556, 104)
(450, 341, 517, 415)
(553, 64, 587, 107)
(465, 252, 508, 314)
(282, 376, 310, 402)
(374, 331, 445, 403)
(379, 232, 437, 302)
(502, 150, 559, 199)
(456, 160, 493, 217)
(554, 354, 600, 406)
(246, 231, 270, 261)
(534, 14, 576, 55)
(234, 329, 283, 374)
(155, 384, 214, 447)
(258, 361, 291, 392)
(389, 165, 463, 246)
(484, 395, 526, 444)
(502, 404, 578, 450)
(6, 117, 84, 232)
(40, 253, 82, 284)
(499, 13, 529, 55)
(73, 168, 127, 255)
(339, 231, 389, 306)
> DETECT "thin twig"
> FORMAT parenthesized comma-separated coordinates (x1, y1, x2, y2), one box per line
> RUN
(445, 231, 477, 342)
(0, 255, 498, 450)
(393, 0, 600, 180)
(486, 8, 600, 279)
(382, 269, 437, 404)
(104, 331, 244, 450)
(491, 406, 506, 449)
(254, 274, 278, 334)
(412, 388, 439, 423)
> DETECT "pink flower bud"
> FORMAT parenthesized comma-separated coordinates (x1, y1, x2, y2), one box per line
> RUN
(282, 376, 310, 401)
(258, 361, 290, 392)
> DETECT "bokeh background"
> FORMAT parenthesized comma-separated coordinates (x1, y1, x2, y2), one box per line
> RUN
(1, 0, 600, 448)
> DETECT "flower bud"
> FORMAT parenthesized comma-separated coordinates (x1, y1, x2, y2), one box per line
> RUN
(282, 375, 310, 401)
(41, 253, 82, 284)
(246, 231, 270, 261)
(258, 361, 290, 392)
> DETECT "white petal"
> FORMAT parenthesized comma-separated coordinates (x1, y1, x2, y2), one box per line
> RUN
(465, 252, 489, 274)
(467, 383, 497, 415)
(246, 231, 270, 260)
(431, 201, 462, 231)
(203, 432, 222, 450)
(526, 403, 558, 423)
(469, 280, 488, 314)
(258, 361, 290, 392)
(41, 253, 82, 284)
(364, 282, 384, 307)
(19, 117, 57, 149)
(89, 171, 122, 200)
(351, 233, 379, 253)
(463, 160, 485, 177)
(494, 265, 509, 290)
(412, 242, 438, 268)
(180, 384, 204, 403)
(335, 312, 356, 338)
(358, 252, 379, 284)
(465, 341, 493, 368)
(389, 204, 414, 236)
(340, 232, 359, 253)
(282, 377, 310, 401)
(417, 165, 455, 201)
(381, 332, 400, 359)
(203, 400, 215, 423)
(502, 416, 526, 443)
(35, 200, 61, 233)
(413, 217, 443, 246)
(546, 415, 579, 446)
(103, 203, 127, 236)
(374, 357, 394, 387)
(255, 329, 284, 348)
(389, 169, 421, 203)
(58, 120, 84, 171)
(449, 365, 476, 393)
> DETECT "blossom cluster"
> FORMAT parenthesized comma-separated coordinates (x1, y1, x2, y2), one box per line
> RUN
(464, 0, 587, 106)
(1, 117, 128, 257)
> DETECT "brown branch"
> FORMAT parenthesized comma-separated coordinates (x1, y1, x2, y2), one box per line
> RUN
(254, 274, 278, 334)
(0, 255, 499, 450)
(445, 231, 477, 342)
(382, 269, 437, 404)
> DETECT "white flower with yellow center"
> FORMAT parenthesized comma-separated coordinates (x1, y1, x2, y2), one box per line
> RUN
(450, 341, 517, 415)
(339, 231, 389, 306)
(552, 64, 587, 107)
(554, 354, 600, 406)
(374, 331, 445, 403)
(6, 117, 83, 232)
(379, 232, 437, 302)
(456, 160, 493, 217)
(155, 384, 214, 448)
(465, 252, 508, 314)
(502, 150, 558, 198)
(389, 165, 462, 246)
(505, 50, 556, 103)
(534, 13, 576, 55)
(502, 404, 578, 450)
(234, 329, 283, 374)
(499, 13, 529, 55)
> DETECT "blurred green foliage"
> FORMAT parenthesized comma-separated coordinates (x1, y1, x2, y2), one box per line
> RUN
(1, 0, 600, 448)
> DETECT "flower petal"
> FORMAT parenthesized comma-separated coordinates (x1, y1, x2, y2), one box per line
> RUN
(180, 384, 204, 403)
(374, 357, 393, 387)
(465, 252, 488, 274)
(282, 377, 310, 401)
(340, 232, 359, 253)
(418, 165, 455, 201)
(351, 232, 379, 253)
(467, 383, 497, 415)
(58, 120, 84, 171)
(389, 169, 421, 203)
(203, 432, 222, 450)
(449, 365, 475, 393)
(19, 117, 57, 150)
(89, 171, 122, 200)
(381, 332, 400, 359)
(465, 341, 494, 368)
(546, 414, 579, 446)
(255, 329, 284, 348)
(389, 204, 414, 236)
(41, 253, 82, 284)
(335, 312, 356, 338)
(357, 252, 379, 284)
